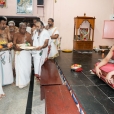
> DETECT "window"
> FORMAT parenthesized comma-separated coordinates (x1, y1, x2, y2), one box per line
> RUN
(37, 0, 44, 5)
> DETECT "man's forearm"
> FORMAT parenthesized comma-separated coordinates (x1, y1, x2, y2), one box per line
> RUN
(51, 34, 59, 39)
(42, 39, 49, 49)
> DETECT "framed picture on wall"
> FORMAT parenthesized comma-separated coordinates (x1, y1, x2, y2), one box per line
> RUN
(0, 0, 7, 8)
(17, 0, 33, 14)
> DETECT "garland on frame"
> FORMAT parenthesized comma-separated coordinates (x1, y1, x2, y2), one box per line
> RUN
(0, 0, 6, 8)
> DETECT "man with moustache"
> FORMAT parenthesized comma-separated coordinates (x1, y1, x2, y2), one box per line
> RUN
(0, 16, 13, 91)
(46, 18, 59, 59)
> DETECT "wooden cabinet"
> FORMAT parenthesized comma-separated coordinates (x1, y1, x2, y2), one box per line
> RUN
(73, 40, 93, 50)
(73, 14, 95, 50)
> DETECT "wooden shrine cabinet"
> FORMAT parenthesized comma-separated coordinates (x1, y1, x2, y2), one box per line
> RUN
(73, 15, 95, 50)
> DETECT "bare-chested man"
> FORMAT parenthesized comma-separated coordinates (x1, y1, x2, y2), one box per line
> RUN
(8, 21, 19, 76)
(0, 16, 13, 98)
(13, 22, 32, 88)
(8, 21, 19, 42)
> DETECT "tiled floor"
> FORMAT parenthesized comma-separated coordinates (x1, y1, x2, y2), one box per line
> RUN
(0, 74, 45, 114)
(56, 51, 114, 114)
(0, 83, 29, 114)
(0, 51, 114, 114)
(32, 79, 45, 114)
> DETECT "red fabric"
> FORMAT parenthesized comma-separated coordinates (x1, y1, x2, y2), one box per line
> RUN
(75, 68, 83, 72)
(96, 62, 114, 73)
(93, 63, 114, 88)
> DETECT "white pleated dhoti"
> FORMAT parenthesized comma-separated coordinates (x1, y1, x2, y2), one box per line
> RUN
(0, 50, 13, 86)
(0, 75, 4, 95)
(15, 50, 31, 88)
(11, 49, 15, 69)
(32, 48, 48, 76)
(48, 41, 59, 58)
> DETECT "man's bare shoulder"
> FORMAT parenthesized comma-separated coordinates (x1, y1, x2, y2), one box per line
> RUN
(14, 32, 20, 37)
(26, 32, 31, 37)
(14, 32, 20, 35)
(5, 27, 9, 33)
(15, 26, 19, 33)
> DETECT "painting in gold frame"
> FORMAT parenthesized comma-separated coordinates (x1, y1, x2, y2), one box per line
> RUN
(17, 0, 33, 14)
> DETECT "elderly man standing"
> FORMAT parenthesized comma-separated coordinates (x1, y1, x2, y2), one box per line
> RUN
(13, 22, 32, 88)
(8, 21, 19, 71)
(46, 18, 59, 58)
(32, 21, 50, 80)
(8, 21, 19, 42)
(0, 16, 13, 86)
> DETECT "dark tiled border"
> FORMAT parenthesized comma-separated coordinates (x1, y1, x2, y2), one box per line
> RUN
(25, 70, 34, 114)
(55, 61, 85, 114)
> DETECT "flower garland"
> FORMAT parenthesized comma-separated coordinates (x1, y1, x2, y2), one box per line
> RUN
(0, 0, 5, 8)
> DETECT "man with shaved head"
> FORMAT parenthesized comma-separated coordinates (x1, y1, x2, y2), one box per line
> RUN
(13, 22, 32, 88)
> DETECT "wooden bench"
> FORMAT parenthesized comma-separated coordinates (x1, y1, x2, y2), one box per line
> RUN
(40, 60, 62, 86)
(44, 85, 80, 114)
(40, 60, 62, 100)
(92, 62, 114, 89)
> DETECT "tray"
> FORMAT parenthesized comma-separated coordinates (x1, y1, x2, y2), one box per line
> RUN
(20, 46, 36, 50)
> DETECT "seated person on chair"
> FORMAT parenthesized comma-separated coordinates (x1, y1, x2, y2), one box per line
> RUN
(95, 46, 114, 84)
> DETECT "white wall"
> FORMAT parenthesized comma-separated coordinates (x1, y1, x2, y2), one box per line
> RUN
(0, 0, 114, 49)
(0, 0, 43, 17)
(53, 0, 114, 49)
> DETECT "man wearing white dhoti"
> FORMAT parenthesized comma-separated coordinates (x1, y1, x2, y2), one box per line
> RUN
(32, 21, 50, 80)
(0, 16, 13, 86)
(8, 21, 19, 72)
(46, 18, 59, 58)
(13, 22, 32, 88)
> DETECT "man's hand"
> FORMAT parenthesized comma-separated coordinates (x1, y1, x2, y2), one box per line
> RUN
(16, 44, 21, 50)
(36, 46, 42, 50)
(7, 42, 13, 49)
(95, 67, 102, 78)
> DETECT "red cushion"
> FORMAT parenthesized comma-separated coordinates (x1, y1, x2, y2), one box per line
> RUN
(93, 63, 114, 88)
(96, 62, 114, 73)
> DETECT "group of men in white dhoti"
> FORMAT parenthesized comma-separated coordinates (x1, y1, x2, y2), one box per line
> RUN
(0, 16, 60, 100)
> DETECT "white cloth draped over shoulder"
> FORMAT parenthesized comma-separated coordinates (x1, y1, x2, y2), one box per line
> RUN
(0, 50, 13, 86)
(15, 50, 31, 88)
(26, 27, 31, 34)
(48, 27, 59, 45)
(48, 27, 59, 58)
(32, 29, 50, 76)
